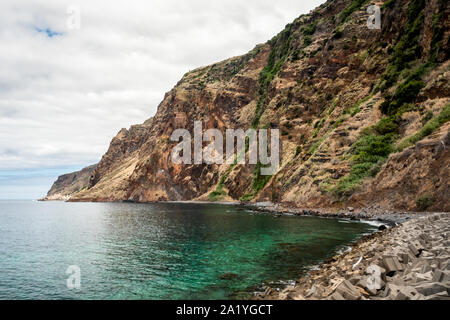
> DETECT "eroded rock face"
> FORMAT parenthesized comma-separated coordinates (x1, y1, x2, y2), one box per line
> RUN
(43, 164, 97, 201)
(66, 0, 449, 211)
(353, 125, 450, 212)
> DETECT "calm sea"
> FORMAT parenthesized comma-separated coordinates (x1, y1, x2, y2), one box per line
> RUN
(0, 200, 376, 300)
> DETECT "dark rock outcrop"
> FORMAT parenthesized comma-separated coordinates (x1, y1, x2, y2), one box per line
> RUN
(42, 164, 97, 201)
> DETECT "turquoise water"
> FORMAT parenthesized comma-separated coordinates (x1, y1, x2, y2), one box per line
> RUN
(0, 201, 376, 300)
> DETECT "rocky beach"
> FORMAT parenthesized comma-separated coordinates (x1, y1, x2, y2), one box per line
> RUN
(255, 212, 450, 300)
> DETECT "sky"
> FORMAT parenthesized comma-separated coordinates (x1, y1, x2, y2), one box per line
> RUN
(0, 0, 325, 199)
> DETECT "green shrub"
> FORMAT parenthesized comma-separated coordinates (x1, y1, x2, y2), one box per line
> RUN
(240, 194, 254, 202)
(378, 0, 426, 92)
(380, 79, 425, 115)
(252, 163, 272, 193)
(375, 117, 399, 135)
(253, 24, 293, 128)
(303, 22, 317, 36)
(429, 0, 446, 62)
(416, 194, 434, 211)
(303, 36, 312, 47)
(382, 0, 396, 9)
(421, 111, 434, 124)
(332, 128, 395, 197)
(396, 104, 450, 151)
(332, 29, 343, 39)
(340, 0, 368, 23)
(344, 95, 373, 116)
(352, 133, 394, 164)
(209, 190, 226, 202)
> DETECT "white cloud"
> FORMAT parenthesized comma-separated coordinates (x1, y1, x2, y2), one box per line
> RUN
(0, 0, 325, 171)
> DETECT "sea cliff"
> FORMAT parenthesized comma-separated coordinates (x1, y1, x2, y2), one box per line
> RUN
(50, 0, 449, 212)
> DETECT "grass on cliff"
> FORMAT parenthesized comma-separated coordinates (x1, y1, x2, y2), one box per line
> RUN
(240, 24, 296, 201)
(416, 194, 435, 211)
(253, 24, 294, 128)
(333, 103, 450, 198)
(240, 162, 274, 202)
(340, 0, 369, 23)
(396, 104, 450, 152)
(343, 94, 373, 117)
(209, 164, 235, 201)
(429, 0, 447, 62)
(380, 67, 426, 115)
(376, 0, 426, 92)
(331, 128, 395, 197)
(332, 0, 446, 199)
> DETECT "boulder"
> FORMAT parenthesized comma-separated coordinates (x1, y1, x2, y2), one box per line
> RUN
(393, 286, 421, 300)
(335, 280, 361, 300)
(415, 282, 450, 296)
(415, 271, 433, 282)
(383, 256, 404, 274)
(432, 270, 450, 282)
(328, 291, 346, 300)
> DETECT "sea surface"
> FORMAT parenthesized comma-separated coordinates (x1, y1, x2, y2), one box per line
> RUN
(0, 200, 377, 300)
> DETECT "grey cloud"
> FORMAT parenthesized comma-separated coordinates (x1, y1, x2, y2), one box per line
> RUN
(0, 0, 325, 171)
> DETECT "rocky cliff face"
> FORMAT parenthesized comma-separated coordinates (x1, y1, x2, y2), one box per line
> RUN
(68, 0, 449, 212)
(43, 164, 97, 201)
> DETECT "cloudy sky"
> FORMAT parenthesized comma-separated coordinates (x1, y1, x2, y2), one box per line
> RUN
(0, 0, 325, 199)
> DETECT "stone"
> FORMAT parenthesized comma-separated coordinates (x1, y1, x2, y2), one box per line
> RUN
(263, 287, 272, 296)
(269, 213, 450, 301)
(415, 282, 450, 296)
(409, 243, 420, 257)
(398, 252, 413, 264)
(410, 240, 425, 255)
(382, 283, 403, 299)
(421, 250, 435, 258)
(394, 287, 421, 300)
(423, 291, 450, 300)
(356, 276, 378, 295)
(291, 294, 306, 300)
(412, 260, 432, 273)
(383, 256, 404, 273)
(278, 292, 288, 300)
(329, 291, 346, 300)
(349, 276, 362, 285)
(432, 270, 450, 282)
(335, 280, 361, 300)
(415, 271, 433, 282)
(306, 284, 325, 298)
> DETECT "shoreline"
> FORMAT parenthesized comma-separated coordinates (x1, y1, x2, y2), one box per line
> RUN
(247, 201, 436, 226)
(34, 199, 449, 300)
(254, 212, 450, 300)
(43, 197, 440, 225)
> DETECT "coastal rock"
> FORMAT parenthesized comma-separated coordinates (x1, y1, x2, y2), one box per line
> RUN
(257, 213, 450, 301)
(41, 164, 97, 201)
(40, 0, 449, 214)
(335, 280, 361, 300)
